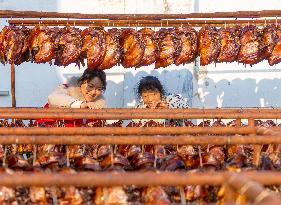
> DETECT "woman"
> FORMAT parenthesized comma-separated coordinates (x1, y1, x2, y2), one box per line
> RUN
(37, 69, 107, 127)
(134, 76, 189, 126)
(48, 69, 106, 109)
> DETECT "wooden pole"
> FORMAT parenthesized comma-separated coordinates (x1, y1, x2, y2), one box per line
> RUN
(0, 126, 259, 136)
(8, 18, 281, 27)
(2, 107, 281, 114)
(3, 10, 281, 19)
(10, 63, 16, 108)
(1, 110, 281, 119)
(0, 171, 279, 187)
(0, 134, 280, 145)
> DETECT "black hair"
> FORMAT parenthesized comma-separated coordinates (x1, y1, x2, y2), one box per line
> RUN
(137, 76, 165, 99)
(77, 69, 107, 90)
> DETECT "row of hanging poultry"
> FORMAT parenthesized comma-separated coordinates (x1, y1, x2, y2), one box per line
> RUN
(0, 24, 281, 69)
(0, 118, 280, 204)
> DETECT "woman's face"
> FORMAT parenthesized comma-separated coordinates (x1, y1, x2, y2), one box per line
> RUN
(80, 77, 103, 102)
(141, 90, 161, 108)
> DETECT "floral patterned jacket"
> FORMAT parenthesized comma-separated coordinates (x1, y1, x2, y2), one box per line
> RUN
(135, 94, 189, 126)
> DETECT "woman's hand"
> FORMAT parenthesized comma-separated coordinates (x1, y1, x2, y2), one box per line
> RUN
(156, 101, 168, 109)
(80, 102, 103, 109)
(146, 101, 168, 109)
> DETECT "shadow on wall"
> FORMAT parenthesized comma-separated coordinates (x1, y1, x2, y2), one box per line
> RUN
(197, 77, 281, 108)
(123, 68, 194, 108)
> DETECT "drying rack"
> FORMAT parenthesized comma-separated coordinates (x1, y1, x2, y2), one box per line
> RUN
(0, 108, 281, 204)
(1, 9, 281, 107)
(1, 10, 281, 204)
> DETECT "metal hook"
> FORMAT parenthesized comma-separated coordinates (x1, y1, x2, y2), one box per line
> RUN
(264, 18, 267, 27)
(276, 16, 278, 27)
(166, 19, 169, 27)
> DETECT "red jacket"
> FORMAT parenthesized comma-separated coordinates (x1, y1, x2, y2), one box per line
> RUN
(35, 103, 103, 127)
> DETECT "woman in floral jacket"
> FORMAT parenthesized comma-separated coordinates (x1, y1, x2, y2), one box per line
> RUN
(134, 75, 189, 126)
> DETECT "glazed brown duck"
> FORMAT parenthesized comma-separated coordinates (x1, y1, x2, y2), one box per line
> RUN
(217, 27, 241, 63)
(0, 26, 8, 65)
(97, 28, 121, 70)
(81, 27, 106, 69)
(238, 25, 264, 65)
(262, 26, 279, 60)
(0, 26, 30, 65)
(120, 28, 144, 68)
(55, 26, 83, 66)
(155, 28, 180, 68)
(138, 28, 158, 66)
(25, 26, 58, 64)
(198, 26, 220, 66)
(174, 26, 198, 65)
(268, 26, 281, 65)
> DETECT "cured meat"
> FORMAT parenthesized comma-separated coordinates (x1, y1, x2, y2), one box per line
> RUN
(0, 26, 9, 65)
(155, 28, 180, 68)
(1, 26, 30, 65)
(217, 27, 241, 63)
(138, 28, 157, 67)
(97, 28, 121, 70)
(238, 25, 264, 65)
(262, 26, 279, 60)
(120, 28, 144, 68)
(55, 27, 83, 67)
(174, 26, 198, 65)
(268, 26, 281, 65)
(25, 26, 58, 64)
(199, 26, 220, 66)
(81, 27, 106, 69)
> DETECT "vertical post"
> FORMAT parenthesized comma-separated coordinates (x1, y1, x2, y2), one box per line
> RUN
(248, 118, 261, 167)
(236, 118, 241, 127)
(11, 63, 16, 107)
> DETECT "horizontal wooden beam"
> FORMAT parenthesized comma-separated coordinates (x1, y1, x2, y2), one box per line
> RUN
(0, 171, 280, 187)
(0, 126, 264, 135)
(8, 18, 281, 27)
(2, 107, 281, 113)
(0, 134, 280, 145)
(1, 111, 281, 119)
(3, 10, 281, 20)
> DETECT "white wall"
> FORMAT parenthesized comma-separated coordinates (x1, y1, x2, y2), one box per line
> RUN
(2, 0, 281, 108)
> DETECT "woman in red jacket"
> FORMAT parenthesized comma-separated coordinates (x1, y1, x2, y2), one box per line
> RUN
(37, 69, 107, 127)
